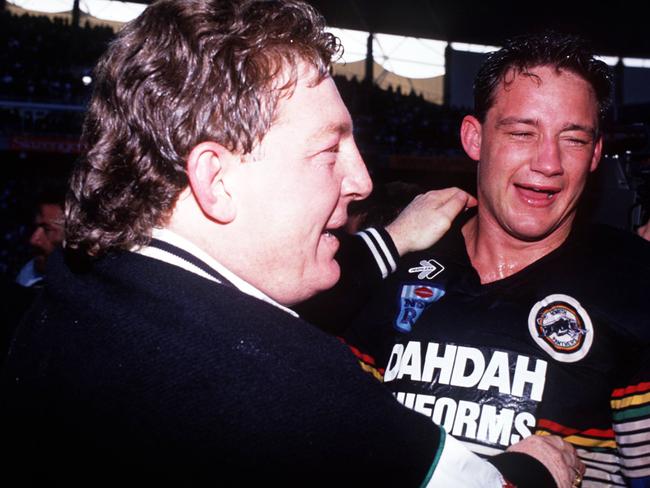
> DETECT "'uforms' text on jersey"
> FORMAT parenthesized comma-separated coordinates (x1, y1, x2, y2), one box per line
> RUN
(386, 341, 546, 454)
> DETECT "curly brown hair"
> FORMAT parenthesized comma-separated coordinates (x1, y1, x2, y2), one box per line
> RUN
(66, 0, 340, 256)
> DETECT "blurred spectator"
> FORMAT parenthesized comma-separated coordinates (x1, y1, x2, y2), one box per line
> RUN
(15, 185, 65, 287)
(1, 181, 65, 361)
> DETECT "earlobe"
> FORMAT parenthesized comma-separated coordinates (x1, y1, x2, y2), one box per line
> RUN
(460, 115, 482, 162)
(186, 142, 237, 223)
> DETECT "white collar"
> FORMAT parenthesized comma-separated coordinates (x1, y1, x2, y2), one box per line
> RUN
(134, 228, 298, 318)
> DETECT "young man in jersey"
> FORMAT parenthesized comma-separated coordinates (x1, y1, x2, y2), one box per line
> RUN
(0, 2, 583, 487)
(320, 32, 650, 487)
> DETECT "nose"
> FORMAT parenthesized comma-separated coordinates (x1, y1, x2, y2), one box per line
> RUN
(29, 226, 45, 249)
(532, 137, 564, 177)
(341, 143, 372, 201)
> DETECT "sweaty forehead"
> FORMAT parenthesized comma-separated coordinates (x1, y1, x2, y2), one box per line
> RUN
(500, 65, 596, 98)
(491, 66, 599, 121)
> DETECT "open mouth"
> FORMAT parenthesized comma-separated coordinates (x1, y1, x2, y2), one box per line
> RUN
(320, 227, 343, 257)
(514, 183, 560, 201)
(324, 227, 345, 239)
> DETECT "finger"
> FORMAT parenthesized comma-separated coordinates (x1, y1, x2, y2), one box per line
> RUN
(435, 190, 474, 220)
(465, 194, 478, 208)
(408, 190, 449, 210)
(445, 189, 477, 210)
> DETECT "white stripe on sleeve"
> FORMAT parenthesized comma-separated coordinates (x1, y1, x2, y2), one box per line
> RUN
(357, 230, 389, 278)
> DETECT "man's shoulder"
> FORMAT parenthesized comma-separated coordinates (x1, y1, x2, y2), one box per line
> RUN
(10, 248, 353, 385)
(573, 223, 650, 270)
(589, 223, 650, 248)
(56, 249, 299, 323)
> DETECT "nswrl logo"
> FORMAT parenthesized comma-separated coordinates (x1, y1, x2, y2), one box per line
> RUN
(395, 284, 445, 333)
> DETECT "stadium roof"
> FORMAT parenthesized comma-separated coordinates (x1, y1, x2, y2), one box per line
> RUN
(305, 0, 650, 59)
(9, 0, 650, 59)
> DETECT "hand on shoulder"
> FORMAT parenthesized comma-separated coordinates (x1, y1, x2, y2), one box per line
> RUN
(385, 187, 477, 256)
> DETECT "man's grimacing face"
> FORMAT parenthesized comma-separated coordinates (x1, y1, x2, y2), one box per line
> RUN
(230, 62, 372, 305)
(471, 65, 602, 242)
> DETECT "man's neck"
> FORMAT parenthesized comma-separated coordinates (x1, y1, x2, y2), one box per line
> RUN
(461, 212, 572, 284)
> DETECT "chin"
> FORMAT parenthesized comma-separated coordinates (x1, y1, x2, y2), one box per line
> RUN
(319, 261, 342, 291)
(283, 263, 341, 306)
(509, 224, 557, 242)
(310, 261, 341, 293)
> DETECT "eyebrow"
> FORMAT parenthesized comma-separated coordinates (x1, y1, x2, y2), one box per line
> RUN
(310, 121, 352, 141)
(560, 123, 596, 136)
(496, 117, 537, 128)
(497, 117, 596, 136)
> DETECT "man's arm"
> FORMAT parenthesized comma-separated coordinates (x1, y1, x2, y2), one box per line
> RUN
(295, 188, 476, 332)
(405, 420, 582, 488)
(426, 429, 584, 487)
(505, 434, 585, 488)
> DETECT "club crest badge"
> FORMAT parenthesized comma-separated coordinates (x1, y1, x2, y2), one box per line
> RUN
(408, 259, 445, 280)
(395, 284, 445, 333)
(528, 294, 593, 363)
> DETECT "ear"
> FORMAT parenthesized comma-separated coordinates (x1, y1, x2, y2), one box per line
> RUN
(186, 141, 237, 224)
(460, 115, 482, 162)
(589, 135, 603, 172)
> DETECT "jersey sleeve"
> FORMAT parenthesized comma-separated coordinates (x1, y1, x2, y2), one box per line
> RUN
(354, 227, 400, 278)
(608, 234, 650, 485)
(611, 366, 650, 484)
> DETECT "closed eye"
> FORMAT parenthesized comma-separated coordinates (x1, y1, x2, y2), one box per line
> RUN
(510, 131, 535, 139)
(563, 137, 590, 146)
(312, 143, 339, 167)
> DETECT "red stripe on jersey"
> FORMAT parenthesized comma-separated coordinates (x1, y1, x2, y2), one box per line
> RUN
(611, 381, 650, 399)
(580, 427, 615, 438)
(338, 337, 378, 366)
(537, 419, 578, 435)
(537, 419, 614, 438)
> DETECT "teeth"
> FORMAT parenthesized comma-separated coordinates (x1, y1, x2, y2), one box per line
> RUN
(526, 186, 554, 198)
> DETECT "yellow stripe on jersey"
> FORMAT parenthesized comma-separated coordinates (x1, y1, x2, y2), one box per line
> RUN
(535, 429, 617, 449)
(358, 360, 384, 381)
(611, 390, 650, 410)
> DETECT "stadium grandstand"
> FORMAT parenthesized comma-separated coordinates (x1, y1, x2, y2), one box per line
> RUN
(1, 0, 650, 277)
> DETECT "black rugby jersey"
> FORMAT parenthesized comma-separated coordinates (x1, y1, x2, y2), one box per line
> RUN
(344, 219, 650, 488)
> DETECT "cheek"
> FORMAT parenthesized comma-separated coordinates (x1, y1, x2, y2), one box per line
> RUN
(478, 162, 504, 196)
(306, 176, 342, 215)
(564, 172, 589, 202)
